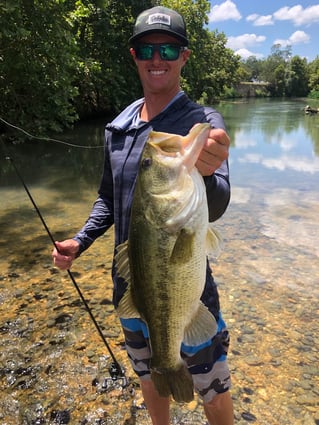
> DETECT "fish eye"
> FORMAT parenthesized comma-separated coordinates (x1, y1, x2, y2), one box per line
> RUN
(142, 157, 152, 168)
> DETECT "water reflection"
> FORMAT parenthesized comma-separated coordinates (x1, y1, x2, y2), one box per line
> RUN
(0, 118, 105, 187)
(1, 100, 318, 424)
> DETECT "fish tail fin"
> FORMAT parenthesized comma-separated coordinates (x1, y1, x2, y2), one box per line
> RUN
(151, 365, 194, 403)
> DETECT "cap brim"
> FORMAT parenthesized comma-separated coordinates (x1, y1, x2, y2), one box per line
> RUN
(129, 29, 188, 46)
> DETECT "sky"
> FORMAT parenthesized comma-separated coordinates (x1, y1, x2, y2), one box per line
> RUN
(207, 0, 319, 61)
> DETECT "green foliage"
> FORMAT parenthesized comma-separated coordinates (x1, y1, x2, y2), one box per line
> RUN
(70, 0, 155, 118)
(308, 90, 319, 99)
(285, 56, 308, 97)
(220, 86, 241, 99)
(3, 0, 315, 139)
(239, 44, 314, 98)
(239, 56, 262, 82)
(308, 56, 319, 93)
(1, 0, 241, 138)
(0, 0, 79, 136)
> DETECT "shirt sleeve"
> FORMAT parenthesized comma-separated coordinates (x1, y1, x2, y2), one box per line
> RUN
(73, 133, 114, 254)
(204, 108, 231, 222)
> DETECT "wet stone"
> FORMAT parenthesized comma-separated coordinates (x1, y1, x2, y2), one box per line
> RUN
(245, 356, 263, 366)
(8, 272, 20, 278)
(55, 313, 72, 325)
(50, 409, 71, 424)
(241, 412, 257, 422)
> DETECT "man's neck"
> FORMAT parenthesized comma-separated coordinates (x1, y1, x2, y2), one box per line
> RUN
(140, 89, 181, 121)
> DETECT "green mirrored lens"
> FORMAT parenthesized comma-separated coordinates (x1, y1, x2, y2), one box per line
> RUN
(136, 45, 153, 60)
(159, 45, 180, 60)
(135, 44, 183, 61)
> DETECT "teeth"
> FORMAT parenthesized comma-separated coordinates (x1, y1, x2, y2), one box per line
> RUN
(150, 70, 166, 75)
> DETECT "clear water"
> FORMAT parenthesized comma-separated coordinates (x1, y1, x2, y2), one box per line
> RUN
(0, 99, 318, 424)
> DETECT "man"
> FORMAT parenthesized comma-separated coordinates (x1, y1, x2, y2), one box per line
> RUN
(53, 6, 233, 425)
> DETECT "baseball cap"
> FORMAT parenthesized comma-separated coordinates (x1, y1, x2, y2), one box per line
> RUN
(129, 6, 188, 46)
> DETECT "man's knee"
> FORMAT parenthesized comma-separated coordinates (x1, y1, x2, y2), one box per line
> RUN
(204, 390, 232, 409)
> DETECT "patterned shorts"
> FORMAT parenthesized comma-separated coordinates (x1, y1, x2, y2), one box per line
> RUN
(120, 312, 231, 403)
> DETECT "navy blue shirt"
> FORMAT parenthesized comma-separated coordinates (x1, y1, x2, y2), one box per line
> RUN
(74, 93, 230, 311)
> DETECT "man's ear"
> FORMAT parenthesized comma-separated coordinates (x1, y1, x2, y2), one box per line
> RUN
(182, 48, 191, 65)
(130, 47, 136, 59)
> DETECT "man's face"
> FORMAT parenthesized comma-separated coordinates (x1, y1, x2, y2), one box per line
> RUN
(130, 33, 190, 96)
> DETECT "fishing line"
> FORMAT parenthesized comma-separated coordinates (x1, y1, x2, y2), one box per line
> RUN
(4, 152, 126, 384)
(0, 116, 104, 149)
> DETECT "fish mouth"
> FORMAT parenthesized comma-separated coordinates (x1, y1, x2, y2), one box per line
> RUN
(148, 124, 210, 162)
(148, 134, 184, 157)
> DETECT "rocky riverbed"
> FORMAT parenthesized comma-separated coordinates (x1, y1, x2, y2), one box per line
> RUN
(1, 187, 318, 424)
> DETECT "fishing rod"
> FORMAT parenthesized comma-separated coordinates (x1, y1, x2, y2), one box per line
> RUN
(5, 153, 126, 386)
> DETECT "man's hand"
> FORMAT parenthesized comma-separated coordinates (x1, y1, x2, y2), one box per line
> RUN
(52, 239, 80, 270)
(196, 128, 230, 176)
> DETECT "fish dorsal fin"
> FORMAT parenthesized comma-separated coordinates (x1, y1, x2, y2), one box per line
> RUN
(114, 242, 140, 319)
(183, 303, 217, 346)
(206, 225, 223, 257)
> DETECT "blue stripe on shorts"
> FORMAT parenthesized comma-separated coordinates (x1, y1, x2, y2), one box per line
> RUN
(120, 317, 149, 337)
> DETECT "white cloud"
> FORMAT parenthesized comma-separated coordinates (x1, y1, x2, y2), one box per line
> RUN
(273, 4, 319, 26)
(274, 30, 310, 47)
(246, 14, 258, 22)
(226, 33, 266, 50)
(289, 30, 310, 44)
(208, 0, 242, 23)
(226, 34, 266, 59)
(246, 14, 274, 26)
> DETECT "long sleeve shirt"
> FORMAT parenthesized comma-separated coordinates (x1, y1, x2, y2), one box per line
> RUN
(74, 93, 230, 310)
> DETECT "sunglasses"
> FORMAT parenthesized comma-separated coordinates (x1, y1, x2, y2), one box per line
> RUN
(134, 43, 187, 61)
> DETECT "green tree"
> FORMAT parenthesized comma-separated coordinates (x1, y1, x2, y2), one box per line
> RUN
(307, 56, 319, 97)
(274, 64, 286, 96)
(70, 0, 155, 118)
(285, 56, 308, 97)
(0, 0, 241, 139)
(259, 44, 292, 96)
(0, 0, 78, 136)
(241, 56, 262, 82)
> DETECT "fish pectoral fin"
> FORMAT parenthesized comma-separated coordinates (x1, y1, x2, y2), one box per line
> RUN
(116, 285, 140, 319)
(183, 302, 217, 346)
(114, 241, 131, 284)
(170, 229, 195, 264)
(206, 225, 223, 257)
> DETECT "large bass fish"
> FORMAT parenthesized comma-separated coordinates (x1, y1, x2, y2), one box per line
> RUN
(115, 123, 221, 402)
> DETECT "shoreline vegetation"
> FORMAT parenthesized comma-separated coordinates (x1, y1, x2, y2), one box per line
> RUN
(1, 0, 319, 141)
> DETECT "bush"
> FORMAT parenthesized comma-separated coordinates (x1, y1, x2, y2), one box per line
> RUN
(308, 90, 319, 99)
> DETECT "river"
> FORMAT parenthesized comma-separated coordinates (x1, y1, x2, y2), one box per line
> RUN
(0, 99, 318, 424)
